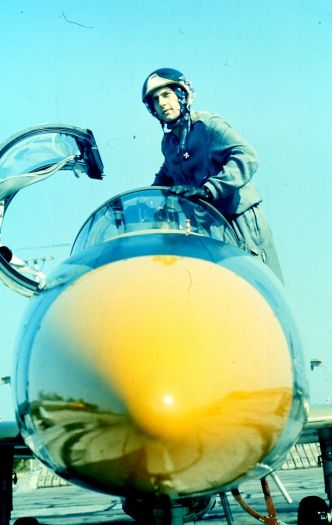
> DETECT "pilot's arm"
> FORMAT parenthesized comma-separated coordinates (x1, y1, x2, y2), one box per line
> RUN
(203, 116, 259, 202)
(152, 163, 173, 187)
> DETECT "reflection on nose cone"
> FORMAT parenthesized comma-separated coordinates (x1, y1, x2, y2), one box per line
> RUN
(25, 254, 294, 495)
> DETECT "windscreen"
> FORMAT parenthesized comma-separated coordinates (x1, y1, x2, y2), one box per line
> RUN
(72, 187, 238, 254)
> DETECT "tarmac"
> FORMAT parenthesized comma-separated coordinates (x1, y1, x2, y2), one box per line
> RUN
(10, 466, 327, 525)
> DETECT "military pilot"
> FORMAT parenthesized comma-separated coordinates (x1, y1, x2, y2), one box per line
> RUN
(142, 67, 283, 282)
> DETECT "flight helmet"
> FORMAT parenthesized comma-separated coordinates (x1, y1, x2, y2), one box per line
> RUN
(142, 68, 195, 119)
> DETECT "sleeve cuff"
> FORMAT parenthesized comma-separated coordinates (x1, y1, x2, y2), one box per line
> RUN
(203, 182, 218, 201)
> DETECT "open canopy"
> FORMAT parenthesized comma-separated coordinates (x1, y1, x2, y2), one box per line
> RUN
(0, 124, 104, 296)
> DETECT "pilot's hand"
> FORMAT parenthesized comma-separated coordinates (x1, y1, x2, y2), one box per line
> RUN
(169, 185, 212, 200)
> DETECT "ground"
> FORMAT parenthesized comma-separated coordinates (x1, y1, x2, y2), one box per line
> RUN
(10, 467, 326, 524)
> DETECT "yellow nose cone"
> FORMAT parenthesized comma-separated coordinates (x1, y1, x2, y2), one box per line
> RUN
(46, 255, 292, 441)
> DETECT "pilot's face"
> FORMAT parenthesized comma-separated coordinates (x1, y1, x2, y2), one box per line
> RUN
(152, 86, 181, 123)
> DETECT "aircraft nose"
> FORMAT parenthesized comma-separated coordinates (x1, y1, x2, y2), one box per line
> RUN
(36, 254, 293, 441)
(21, 252, 302, 496)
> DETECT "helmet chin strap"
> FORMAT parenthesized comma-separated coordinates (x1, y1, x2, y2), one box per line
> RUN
(177, 113, 191, 160)
(159, 86, 192, 160)
(165, 112, 191, 160)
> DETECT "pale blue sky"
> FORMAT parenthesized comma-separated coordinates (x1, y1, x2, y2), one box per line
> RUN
(1, 0, 332, 413)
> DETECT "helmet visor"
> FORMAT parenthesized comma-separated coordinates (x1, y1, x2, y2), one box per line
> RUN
(151, 68, 185, 82)
(142, 68, 186, 102)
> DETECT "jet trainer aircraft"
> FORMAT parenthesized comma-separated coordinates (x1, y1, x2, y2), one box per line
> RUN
(0, 125, 331, 525)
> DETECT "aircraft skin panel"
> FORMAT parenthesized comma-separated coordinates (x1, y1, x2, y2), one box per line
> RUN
(298, 405, 332, 444)
(0, 421, 19, 439)
(13, 233, 308, 498)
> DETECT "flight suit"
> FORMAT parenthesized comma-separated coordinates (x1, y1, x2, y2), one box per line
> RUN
(152, 111, 283, 281)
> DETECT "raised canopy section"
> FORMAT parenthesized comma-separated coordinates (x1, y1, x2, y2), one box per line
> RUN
(0, 124, 104, 296)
